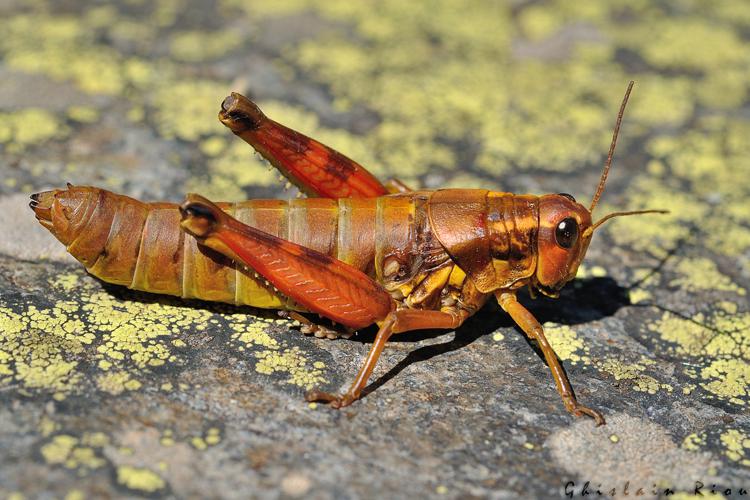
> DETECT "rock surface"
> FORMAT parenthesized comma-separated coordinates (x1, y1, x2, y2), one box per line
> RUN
(1, 1, 749, 498)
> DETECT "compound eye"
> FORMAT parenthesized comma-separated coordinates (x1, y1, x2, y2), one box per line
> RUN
(555, 217, 578, 249)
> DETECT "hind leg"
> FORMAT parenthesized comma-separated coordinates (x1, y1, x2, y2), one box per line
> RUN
(180, 193, 394, 330)
(219, 93, 389, 199)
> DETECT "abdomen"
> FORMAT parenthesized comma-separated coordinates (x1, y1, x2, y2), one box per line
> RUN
(44, 187, 378, 309)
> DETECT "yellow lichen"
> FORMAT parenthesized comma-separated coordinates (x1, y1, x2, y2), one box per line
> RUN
(254, 347, 326, 389)
(670, 258, 746, 296)
(84, 290, 209, 369)
(635, 19, 749, 72)
(51, 274, 81, 292)
(606, 179, 708, 257)
(40, 434, 106, 471)
(97, 371, 141, 395)
(596, 358, 673, 395)
(154, 0, 185, 27)
(695, 69, 748, 109)
(682, 432, 705, 452)
(84, 6, 117, 29)
(710, 311, 750, 357)
(629, 77, 693, 127)
(116, 465, 166, 493)
(669, 493, 724, 500)
(67, 106, 100, 123)
(40, 435, 78, 465)
(199, 136, 228, 157)
(186, 141, 279, 200)
(169, 30, 242, 62)
(705, 216, 750, 258)
(2, 15, 127, 95)
(190, 436, 207, 450)
(589, 266, 607, 278)
(720, 429, 750, 466)
(0, 305, 84, 393)
(628, 288, 652, 304)
(187, 427, 222, 449)
(82, 432, 110, 448)
(0, 109, 69, 152)
(649, 310, 750, 362)
(648, 313, 714, 357)
(544, 323, 590, 365)
(205, 427, 222, 446)
(152, 80, 228, 141)
(230, 317, 279, 349)
(700, 359, 750, 405)
(0, 271, 218, 398)
(39, 416, 59, 437)
(517, 5, 563, 41)
(647, 308, 750, 406)
(160, 429, 175, 447)
(64, 490, 85, 500)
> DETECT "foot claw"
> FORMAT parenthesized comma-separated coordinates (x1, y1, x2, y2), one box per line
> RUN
(305, 389, 354, 409)
(572, 404, 606, 426)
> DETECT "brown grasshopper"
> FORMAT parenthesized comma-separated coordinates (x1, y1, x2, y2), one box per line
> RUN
(31, 81, 665, 425)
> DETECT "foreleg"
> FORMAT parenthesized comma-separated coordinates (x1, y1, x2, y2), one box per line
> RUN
(496, 291, 605, 425)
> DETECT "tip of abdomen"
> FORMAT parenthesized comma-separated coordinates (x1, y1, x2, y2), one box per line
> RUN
(29, 190, 59, 228)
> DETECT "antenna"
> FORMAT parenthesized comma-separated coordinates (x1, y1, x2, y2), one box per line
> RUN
(591, 209, 669, 230)
(590, 81, 635, 213)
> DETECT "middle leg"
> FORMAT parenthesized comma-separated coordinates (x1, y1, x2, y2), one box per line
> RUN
(307, 309, 466, 408)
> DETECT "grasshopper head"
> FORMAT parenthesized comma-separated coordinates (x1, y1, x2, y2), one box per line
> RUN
(532, 194, 594, 297)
